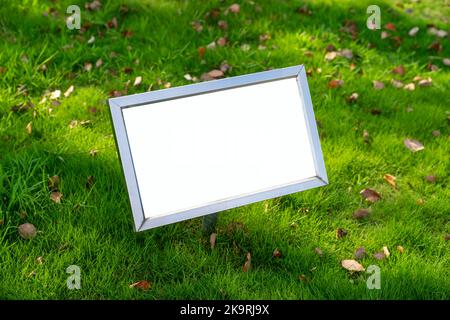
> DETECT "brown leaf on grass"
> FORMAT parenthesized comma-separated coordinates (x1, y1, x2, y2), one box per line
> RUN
(242, 252, 251, 272)
(385, 22, 396, 31)
(64, 85, 75, 98)
(418, 78, 432, 87)
(403, 83, 415, 91)
(314, 247, 323, 256)
(325, 44, 337, 52)
(445, 235, 450, 241)
(273, 248, 282, 258)
(339, 49, 353, 60)
(372, 80, 385, 90)
(198, 46, 206, 58)
(122, 30, 133, 38)
(391, 79, 404, 88)
(360, 188, 381, 203)
(408, 26, 419, 36)
(50, 191, 62, 203)
(325, 51, 337, 61)
(191, 21, 203, 32)
(355, 247, 367, 260)
(427, 64, 439, 72)
(95, 59, 103, 68)
(26, 122, 32, 135)
(425, 175, 437, 183)
(328, 79, 344, 88)
(373, 251, 386, 260)
(107, 17, 118, 29)
(341, 259, 365, 272)
(381, 31, 390, 39)
(416, 198, 425, 206)
(133, 76, 142, 87)
(353, 208, 371, 219)
(392, 65, 405, 75)
(404, 138, 424, 152)
(84, 62, 93, 72)
(383, 246, 390, 257)
(18, 223, 37, 240)
(363, 130, 371, 144)
(428, 41, 442, 52)
(89, 149, 98, 157)
(336, 228, 348, 239)
(218, 20, 228, 30)
(86, 175, 94, 189)
(431, 130, 440, 137)
(397, 245, 405, 253)
(383, 174, 396, 188)
(347, 92, 359, 103)
(48, 175, 60, 191)
(217, 37, 227, 47)
(0, 66, 7, 74)
(210, 232, 217, 250)
(298, 274, 308, 282)
(229, 3, 240, 13)
(85, 0, 101, 11)
(129, 280, 151, 291)
(297, 4, 312, 16)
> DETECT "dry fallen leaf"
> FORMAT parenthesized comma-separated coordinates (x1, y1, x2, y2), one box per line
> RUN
(191, 20, 203, 32)
(341, 259, 365, 272)
(133, 76, 142, 87)
(360, 188, 381, 202)
(408, 26, 419, 37)
(336, 228, 348, 239)
(48, 175, 60, 191)
(229, 3, 240, 13)
(210, 232, 217, 250)
(339, 49, 353, 60)
(64, 85, 75, 98)
(404, 138, 424, 152)
(216, 37, 227, 47)
(383, 174, 396, 188)
(391, 79, 404, 88)
(218, 20, 228, 30)
(355, 247, 367, 260)
(273, 248, 282, 258)
(328, 79, 344, 88)
(314, 247, 323, 256)
(383, 246, 390, 258)
(50, 191, 62, 203)
(95, 59, 103, 68)
(425, 175, 436, 183)
(84, 62, 93, 72)
(373, 251, 386, 260)
(242, 252, 251, 272)
(392, 65, 406, 76)
(18, 223, 37, 240)
(347, 92, 359, 103)
(26, 122, 32, 135)
(397, 245, 405, 253)
(86, 175, 94, 189)
(198, 46, 206, 58)
(403, 83, 415, 91)
(418, 78, 432, 87)
(372, 80, 385, 90)
(325, 51, 337, 61)
(129, 280, 151, 291)
(385, 22, 396, 31)
(353, 208, 371, 219)
(50, 90, 61, 100)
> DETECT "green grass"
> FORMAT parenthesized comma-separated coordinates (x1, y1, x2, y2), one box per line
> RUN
(0, 0, 449, 299)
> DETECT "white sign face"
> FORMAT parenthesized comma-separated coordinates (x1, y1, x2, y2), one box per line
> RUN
(109, 65, 327, 231)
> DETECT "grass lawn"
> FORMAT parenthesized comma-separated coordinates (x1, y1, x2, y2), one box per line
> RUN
(0, 0, 449, 299)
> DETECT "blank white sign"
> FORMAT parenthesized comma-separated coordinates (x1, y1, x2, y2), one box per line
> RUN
(109, 66, 327, 231)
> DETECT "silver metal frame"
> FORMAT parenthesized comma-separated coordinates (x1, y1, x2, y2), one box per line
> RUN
(108, 65, 328, 232)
